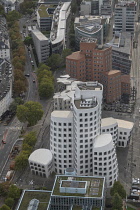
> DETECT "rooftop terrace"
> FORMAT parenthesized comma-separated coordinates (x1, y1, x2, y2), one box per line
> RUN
(52, 175, 104, 198)
(38, 4, 55, 18)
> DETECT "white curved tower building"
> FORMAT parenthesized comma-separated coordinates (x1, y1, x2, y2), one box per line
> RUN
(93, 134, 118, 187)
(50, 111, 73, 174)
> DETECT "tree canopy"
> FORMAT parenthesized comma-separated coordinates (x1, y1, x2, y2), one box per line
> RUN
(4, 198, 14, 209)
(15, 151, 29, 171)
(37, 64, 54, 99)
(110, 181, 126, 199)
(112, 193, 123, 210)
(16, 101, 44, 126)
(8, 185, 20, 200)
(24, 36, 33, 46)
(0, 204, 11, 210)
(46, 54, 62, 70)
(62, 48, 72, 66)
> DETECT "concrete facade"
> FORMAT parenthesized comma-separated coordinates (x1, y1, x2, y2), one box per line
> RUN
(31, 29, 50, 63)
(114, 1, 136, 33)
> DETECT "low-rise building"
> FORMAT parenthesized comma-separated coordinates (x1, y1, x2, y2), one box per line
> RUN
(28, 149, 53, 178)
(49, 175, 106, 209)
(31, 29, 50, 63)
(101, 117, 134, 148)
(116, 119, 134, 147)
(0, 58, 12, 117)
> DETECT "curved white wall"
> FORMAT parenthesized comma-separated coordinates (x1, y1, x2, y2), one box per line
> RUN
(93, 134, 118, 187)
(50, 111, 73, 174)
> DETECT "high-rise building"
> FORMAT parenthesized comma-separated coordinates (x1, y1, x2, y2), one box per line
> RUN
(114, 1, 136, 33)
(50, 76, 118, 187)
(66, 38, 112, 82)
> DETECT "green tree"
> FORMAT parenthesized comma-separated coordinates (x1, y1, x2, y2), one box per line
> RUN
(15, 151, 29, 171)
(23, 132, 37, 147)
(0, 182, 10, 197)
(5, 198, 14, 209)
(22, 143, 32, 153)
(0, 204, 11, 210)
(8, 185, 20, 200)
(16, 101, 44, 126)
(110, 181, 126, 199)
(62, 48, 72, 65)
(6, 11, 21, 23)
(0, 5, 5, 16)
(112, 193, 123, 210)
(9, 97, 24, 113)
(13, 80, 26, 96)
(47, 54, 62, 70)
(24, 36, 33, 46)
(39, 78, 54, 98)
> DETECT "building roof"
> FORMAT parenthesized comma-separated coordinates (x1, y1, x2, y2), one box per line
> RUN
(66, 51, 85, 60)
(94, 134, 112, 148)
(0, 41, 9, 49)
(32, 29, 48, 41)
(51, 111, 73, 118)
(29, 149, 53, 165)
(116, 119, 134, 129)
(52, 175, 105, 198)
(106, 32, 132, 55)
(38, 4, 54, 18)
(101, 117, 117, 127)
(104, 70, 121, 75)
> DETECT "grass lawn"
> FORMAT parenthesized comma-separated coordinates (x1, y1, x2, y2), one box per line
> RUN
(19, 190, 51, 210)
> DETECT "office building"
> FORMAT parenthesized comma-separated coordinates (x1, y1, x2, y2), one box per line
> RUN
(31, 29, 50, 63)
(49, 175, 106, 209)
(100, 70, 121, 103)
(66, 38, 112, 82)
(50, 76, 118, 187)
(106, 32, 132, 75)
(37, 4, 55, 31)
(50, 2, 71, 54)
(114, 1, 136, 33)
(101, 0, 112, 16)
(74, 16, 109, 49)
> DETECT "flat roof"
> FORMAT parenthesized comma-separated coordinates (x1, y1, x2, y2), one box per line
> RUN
(78, 82, 102, 90)
(101, 117, 117, 127)
(52, 175, 105, 197)
(94, 134, 112, 148)
(29, 149, 53, 165)
(116, 119, 134, 129)
(74, 98, 97, 109)
(51, 111, 73, 118)
(32, 29, 48, 41)
(17, 190, 51, 210)
(38, 4, 54, 18)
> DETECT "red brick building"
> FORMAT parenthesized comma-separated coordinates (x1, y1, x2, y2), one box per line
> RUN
(101, 70, 121, 103)
(66, 38, 130, 103)
(66, 38, 112, 82)
(121, 75, 131, 95)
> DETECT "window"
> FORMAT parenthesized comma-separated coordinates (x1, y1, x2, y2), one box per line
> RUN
(99, 152, 102, 156)
(94, 152, 97, 155)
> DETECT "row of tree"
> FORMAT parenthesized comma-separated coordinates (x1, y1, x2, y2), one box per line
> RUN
(20, 0, 37, 15)
(6, 11, 27, 96)
(37, 64, 54, 98)
(0, 183, 21, 210)
(15, 131, 37, 171)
